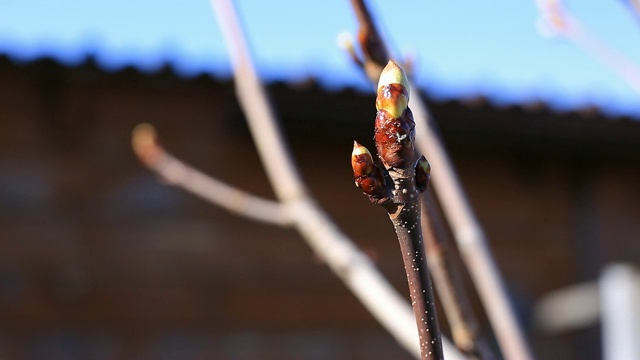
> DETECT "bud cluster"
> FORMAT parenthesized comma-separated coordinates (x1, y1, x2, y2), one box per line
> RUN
(351, 61, 430, 203)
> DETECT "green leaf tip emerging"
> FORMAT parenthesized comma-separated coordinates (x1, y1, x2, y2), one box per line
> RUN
(377, 60, 409, 91)
(376, 61, 410, 119)
(351, 141, 390, 204)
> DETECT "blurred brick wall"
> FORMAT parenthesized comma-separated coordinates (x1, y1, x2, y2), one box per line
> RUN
(1, 56, 640, 359)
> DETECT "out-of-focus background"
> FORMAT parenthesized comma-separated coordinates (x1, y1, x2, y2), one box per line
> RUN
(1, 1, 640, 359)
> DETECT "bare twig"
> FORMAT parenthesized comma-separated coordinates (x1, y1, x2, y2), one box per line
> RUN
(350, 0, 389, 81)
(409, 84, 532, 360)
(422, 190, 496, 360)
(346, 1, 533, 359)
(207, 0, 467, 359)
(534, 281, 600, 333)
(625, 0, 640, 23)
(537, 0, 640, 95)
(352, 62, 444, 359)
(131, 123, 291, 226)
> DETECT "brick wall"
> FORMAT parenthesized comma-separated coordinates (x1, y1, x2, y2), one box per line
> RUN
(1, 56, 640, 359)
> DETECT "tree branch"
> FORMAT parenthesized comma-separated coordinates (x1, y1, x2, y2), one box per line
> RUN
(131, 123, 291, 226)
(207, 1, 468, 359)
(422, 190, 496, 360)
(537, 0, 640, 95)
(624, 0, 640, 24)
(346, 1, 533, 359)
(353, 62, 444, 359)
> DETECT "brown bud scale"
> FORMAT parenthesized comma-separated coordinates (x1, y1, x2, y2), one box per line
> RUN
(376, 83, 409, 117)
(415, 155, 431, 193)
(351, 142, 391, 204)
(374, 108, 416, 169)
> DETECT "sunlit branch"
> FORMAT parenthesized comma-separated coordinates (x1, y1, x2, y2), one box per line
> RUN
(207, 0, 468, 359)
(345, 1, 534, 359)
(537, 0, 640, 95)
(132, 123, 291, 226)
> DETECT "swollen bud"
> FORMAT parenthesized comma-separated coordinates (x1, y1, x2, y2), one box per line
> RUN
(374, 61, 415, 169)
(351, 141, 391, 204)
(374, 62, 415, 169)
(376, 61, 409, 119)
(415, 155, 431, 192)
(351, 141, 376, 181)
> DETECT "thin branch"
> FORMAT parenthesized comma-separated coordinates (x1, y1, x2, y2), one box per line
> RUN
(207, 1, 468, 359)
(533, 281, 600, 333)
(422, 190, 496, 360)
(349, 0, 389, 82)
(346, 1, 534, 359)
(209, 0, 304, 203)
(409, 84, 532, 360)
(625, 0, 640, 23)
(352, 62, 444, 359)
(537, 0, 640, 95)
(131, 123, 291, 226)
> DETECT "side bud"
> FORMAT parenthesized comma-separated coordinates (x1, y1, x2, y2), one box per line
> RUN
(351, 141, 391, 205)
(415, 155, 431, 192)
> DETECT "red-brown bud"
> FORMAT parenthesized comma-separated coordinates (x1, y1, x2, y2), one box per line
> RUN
(374, 61, 416, 169)
(415, 155, 431, 192)
(351, 141, 391, 204)
(374, 108, 416, 169)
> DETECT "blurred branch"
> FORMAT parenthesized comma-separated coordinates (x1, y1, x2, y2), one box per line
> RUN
(204, 0, 469, 359)
(407, 82, 531, 360)
(422, 190, 496, 360)
(533, 281, 600, 333)
(537, 0, 640, 95)
(624, 0, 640, 22)
(534, 264, 640, 360)
(352, 63, 445, 359)
(349, 0, 389, 81)
(600, 264, 640, 360)
(345, 1, 532, 359)
(131, 123, 291, 226)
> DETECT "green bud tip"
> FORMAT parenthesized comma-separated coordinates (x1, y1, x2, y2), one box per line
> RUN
(417, 156, 431, 175)
(352, 141, 371, 157)
(377, 60, 409, 95)
(352, 141, 376, 185)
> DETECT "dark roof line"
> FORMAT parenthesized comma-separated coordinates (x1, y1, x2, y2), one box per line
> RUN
(1, 52, 637, 123)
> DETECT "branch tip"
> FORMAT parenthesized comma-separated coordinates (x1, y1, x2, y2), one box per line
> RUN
(376, 62, 410, 119)
(378, 60, 409, 95)
(132, 123, 161, 166)
(374, 62, 415, 169)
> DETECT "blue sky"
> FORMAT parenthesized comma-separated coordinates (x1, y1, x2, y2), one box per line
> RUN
(2, 0, 640, 116)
